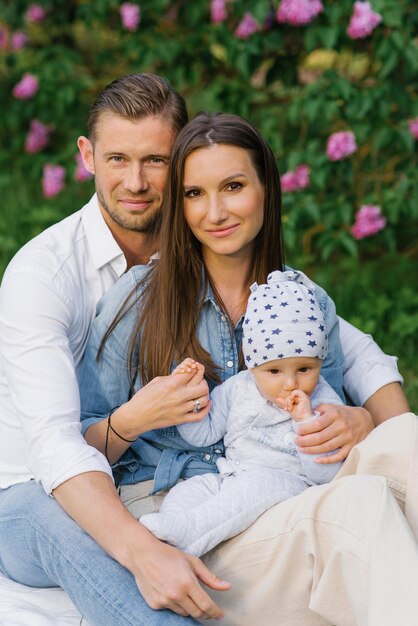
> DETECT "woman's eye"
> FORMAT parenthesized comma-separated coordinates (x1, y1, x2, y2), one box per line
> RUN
(226, 182, 242, 191)
(184, 189, 201, 198)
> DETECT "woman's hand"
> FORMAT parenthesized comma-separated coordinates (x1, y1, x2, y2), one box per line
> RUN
(130, 529, 231, 620)
(84, 367, 211, 463)
(117, 366, 211, 439)
(294, 404, 374, 463)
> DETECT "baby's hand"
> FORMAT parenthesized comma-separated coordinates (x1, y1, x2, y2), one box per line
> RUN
(172, 358, 199, 375)
(276, 389, 313, 421)
(172, 358, 205, 385)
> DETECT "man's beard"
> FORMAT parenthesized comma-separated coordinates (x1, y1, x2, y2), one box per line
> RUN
(98, 189, 162, 235)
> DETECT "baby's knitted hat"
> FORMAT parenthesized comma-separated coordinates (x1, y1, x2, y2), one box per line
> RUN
(242, 270, 328, 368)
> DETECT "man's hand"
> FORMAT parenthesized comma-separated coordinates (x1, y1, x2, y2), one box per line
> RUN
(294, 404, 374, 463)
(55, 473, 231, 620)
(130, 529, 231, 620)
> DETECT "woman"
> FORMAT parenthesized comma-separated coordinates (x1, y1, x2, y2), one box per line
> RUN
(79, 112, 415, 625)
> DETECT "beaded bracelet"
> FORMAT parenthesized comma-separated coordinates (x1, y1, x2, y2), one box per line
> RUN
(104, 407, 137, 462)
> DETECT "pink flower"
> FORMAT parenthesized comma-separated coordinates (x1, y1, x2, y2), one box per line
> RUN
(408, 117, 418, 140)
(74, 153, 93, 182)
(25, 119, 53, 153)
(351, 205, 386, 239)
(12, 73, 39, 99)
(234, 12, 258, 39)
(26, 4, 46, 23)
(281, 171, 299, 193)
(120, 3, 141, 32)
(276, 0, 323, 26)
(211, 0, 228, 24)
(347, 1, 381, 39)
(294, 164, 310, 189)
(326, 131, 357, 161)
(281, 164, 310, 192)
(42, 164, 66, 198)
(0, 26, 9, 50)
(11, 31, 28, 50)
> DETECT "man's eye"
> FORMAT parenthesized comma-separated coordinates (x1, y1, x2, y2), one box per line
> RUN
(110, 156, 124, 163)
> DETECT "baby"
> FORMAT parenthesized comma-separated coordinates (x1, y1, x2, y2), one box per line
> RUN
(140, 270, 344, 556)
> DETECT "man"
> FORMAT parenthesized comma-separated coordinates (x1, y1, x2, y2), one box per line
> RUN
(0, 73, 416, 626)
(0, 73, 226, 625)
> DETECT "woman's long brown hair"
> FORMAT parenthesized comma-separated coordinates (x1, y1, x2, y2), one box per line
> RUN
(104, 113, 285, 389)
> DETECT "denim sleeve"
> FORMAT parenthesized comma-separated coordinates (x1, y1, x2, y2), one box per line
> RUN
(78, 268, 145, 434)
(313, 283, 345, 402)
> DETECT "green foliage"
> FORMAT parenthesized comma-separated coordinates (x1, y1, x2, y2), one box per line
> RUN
(310, 255, 418, 411)
(0, 0, 417, 402)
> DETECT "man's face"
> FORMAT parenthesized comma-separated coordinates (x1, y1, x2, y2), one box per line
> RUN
(78, 113, 176, 235)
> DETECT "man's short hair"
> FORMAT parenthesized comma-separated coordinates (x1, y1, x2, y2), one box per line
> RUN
(87, 73, 188, 142)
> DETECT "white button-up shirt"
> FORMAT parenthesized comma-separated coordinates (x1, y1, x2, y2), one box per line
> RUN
(0, 195, 125, 494)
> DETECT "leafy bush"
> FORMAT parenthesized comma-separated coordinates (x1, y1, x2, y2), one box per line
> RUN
(1, 0, 417, 405)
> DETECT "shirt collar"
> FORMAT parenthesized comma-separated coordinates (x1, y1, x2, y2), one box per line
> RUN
(81, 194, 127, 276)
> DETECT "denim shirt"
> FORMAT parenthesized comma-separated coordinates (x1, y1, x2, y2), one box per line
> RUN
(79, 265, 344, 494)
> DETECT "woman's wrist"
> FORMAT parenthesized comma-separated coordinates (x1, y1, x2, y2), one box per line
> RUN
(108, 404, 145, 441)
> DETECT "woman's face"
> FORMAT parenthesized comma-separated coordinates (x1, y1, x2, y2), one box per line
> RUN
(183, 144, 265, 262)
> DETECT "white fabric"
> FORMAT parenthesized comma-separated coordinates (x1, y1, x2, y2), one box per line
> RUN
(338, 316, 402, 405)
(141, 468, 307, 557)
(178, 370, 342, 483)
(141, 372, 343, 556)
(0, 195, 125, 494)
(0, 572, 88, 626)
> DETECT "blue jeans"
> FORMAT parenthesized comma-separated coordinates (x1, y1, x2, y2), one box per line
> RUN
(0, 481, 199, 626)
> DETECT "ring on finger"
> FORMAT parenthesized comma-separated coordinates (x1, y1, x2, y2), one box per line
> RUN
(192, 399, 201, 413)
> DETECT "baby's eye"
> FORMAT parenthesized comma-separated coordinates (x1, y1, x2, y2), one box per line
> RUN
(269, 369, 279, 374)
(299, 367, 309, 373)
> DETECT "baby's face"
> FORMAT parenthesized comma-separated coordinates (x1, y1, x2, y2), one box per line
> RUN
(251, 356, 322, 407)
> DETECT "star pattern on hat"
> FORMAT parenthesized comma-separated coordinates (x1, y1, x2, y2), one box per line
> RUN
(242, 270, 328, 368)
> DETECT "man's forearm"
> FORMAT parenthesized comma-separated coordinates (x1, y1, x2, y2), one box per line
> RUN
(364, 382, 410, 426)
(53, 471, 153, 570)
